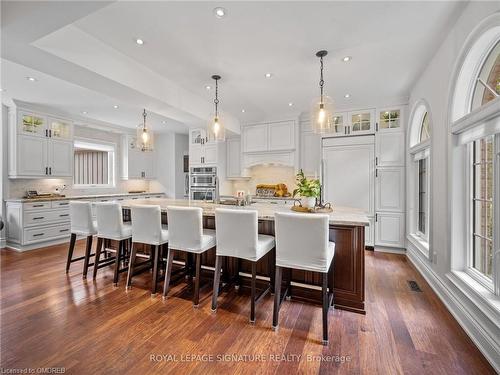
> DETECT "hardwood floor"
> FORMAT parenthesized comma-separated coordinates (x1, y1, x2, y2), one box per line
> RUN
(0, 241, 495, 375)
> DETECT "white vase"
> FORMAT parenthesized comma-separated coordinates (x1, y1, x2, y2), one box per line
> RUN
(301, 197, 316, 209)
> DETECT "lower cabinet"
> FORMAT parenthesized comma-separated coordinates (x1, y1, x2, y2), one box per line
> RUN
(375, 212, 405, 248)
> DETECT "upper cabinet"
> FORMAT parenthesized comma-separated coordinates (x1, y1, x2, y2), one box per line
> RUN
(242, 120, 296, 153)
(188, 128, 223, 167)
(9, 104, 74, 179)
(377, 107, 403, 132)
(349, 109, 376, 135)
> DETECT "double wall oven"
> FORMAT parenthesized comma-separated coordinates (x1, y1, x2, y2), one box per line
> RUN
(190, 166, 218, 201)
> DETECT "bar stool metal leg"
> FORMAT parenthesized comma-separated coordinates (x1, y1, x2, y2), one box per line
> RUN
(93, 237, 103, 279)
(162, 248, 175, 298)
(151, 245, 160, 296)
(113, 240, 123, 286)
(193, 253, 201, 307)
(272, 266, 282, 330)
(211, 255, 222, 312)
(126, 242, 137, 289)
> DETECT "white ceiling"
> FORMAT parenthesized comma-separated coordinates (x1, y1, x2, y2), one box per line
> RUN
(1, 1, 466, 132)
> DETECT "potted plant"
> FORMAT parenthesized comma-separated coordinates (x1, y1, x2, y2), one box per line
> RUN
(293, 169, 321, 208)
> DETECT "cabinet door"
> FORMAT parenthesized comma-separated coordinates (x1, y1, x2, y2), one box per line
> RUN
(204, 144, 217, 164)
(377, 108, 402, 133)
(300, 131, 321, 176)
(142, 151, 156, 179)
(189, 145, 203, 166)
(48, 117, 73, 140)
(18, 112, 47, 137)
(243, 124, 268, 153)
(268, 121, 295, 151)
(190, 128, 207, 145)
(375, 167, 404, 212)
(227, 138, 241, 178)
(331, 112, 348, 136)
(17, 135, 48, 176)
(323, 142, 374, 215)
(376, 132, 405, 167)
(128, 150, 143, 178)
(349, 110, 375, 135)
(375, 212, 405, 247)
(48, 139, 73, 177)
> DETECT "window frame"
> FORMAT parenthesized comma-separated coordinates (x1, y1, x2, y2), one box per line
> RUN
(416, 156, 430, 242)
(73, 137, 116, 189)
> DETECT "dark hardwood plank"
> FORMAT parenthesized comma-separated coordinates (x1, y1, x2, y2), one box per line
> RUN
(0, 242, 495, 375)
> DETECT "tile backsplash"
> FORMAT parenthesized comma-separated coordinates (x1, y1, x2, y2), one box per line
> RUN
(231, 165, 297, 196)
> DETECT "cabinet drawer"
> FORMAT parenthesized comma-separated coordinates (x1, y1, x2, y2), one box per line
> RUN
(24, 209, 70, 227)
(51, 200, 70, 208)
(24, 223, 71, 243)
(24, 201, 51, 210)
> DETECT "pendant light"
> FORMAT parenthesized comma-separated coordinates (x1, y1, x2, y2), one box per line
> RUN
(136, 108, 154, 151)
(207, 74, 225, 142)
(311, 50, 334, 134)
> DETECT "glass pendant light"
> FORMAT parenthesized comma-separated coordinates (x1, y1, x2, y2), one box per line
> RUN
(136, 108, 154, 151)
(311, 50, 334, 134)
(207, 74, 225, 142)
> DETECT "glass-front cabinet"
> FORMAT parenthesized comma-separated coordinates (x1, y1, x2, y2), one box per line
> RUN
(332, 113, 347, 136)
(378, 108, 402, 132)
(48, 117, 73, 139)
(19, 112, 47, 137)
(348, 109, 375, 135)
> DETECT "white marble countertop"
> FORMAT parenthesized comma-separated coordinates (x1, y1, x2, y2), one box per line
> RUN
(120, 198, 369, 226)
(5, 192, 165, 203)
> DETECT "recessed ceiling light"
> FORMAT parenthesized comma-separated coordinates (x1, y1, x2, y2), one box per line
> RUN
(135, 38, 144, 45)
(342, 56, 352, 62)
(162, 120, 167, 124)
(344, 94, 351, 98)
(82, 111, 88, 115)
(288, 102, 293, 107)
(214, 7, 226, 18)
(265, 73, 273, 79)
(26, 76, 37, 82)
(205, 85, 211, 90)
(113, 105, 119, 109)
(241, 109, 245, 113)
(0, 88, 5, 92)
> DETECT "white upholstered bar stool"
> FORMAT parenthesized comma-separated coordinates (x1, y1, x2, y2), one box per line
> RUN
(211, 208, 275, 323)
(273, 212, 335, 345)
(92, 202, 132, 286)
(162, 206, 216, 307)
(127, 205, 169, 296)
(67, 201, 97, 277)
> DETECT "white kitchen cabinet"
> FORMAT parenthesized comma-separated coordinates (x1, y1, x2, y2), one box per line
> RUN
(268, 120, 295, 151)
(121, 135, 156, 179)
(375, 167, 405, 212)
(48, 139, 73, 177)
(9, 103, 74, 178)
(16, 135, 48, 177)
(226, 138, 242, 178)
(189, 128, 221, 166)
(376, 132, 405, 167)
(375, 212, 405, 247)
(300, 131, 321, 176)
(243, 124, 268, 153)
(348, 109, 376, 136)
(204, 144, 218, 164)
(331, 112, 348, 136)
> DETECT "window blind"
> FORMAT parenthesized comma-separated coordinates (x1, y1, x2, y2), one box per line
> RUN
(74, 150, 109, 185)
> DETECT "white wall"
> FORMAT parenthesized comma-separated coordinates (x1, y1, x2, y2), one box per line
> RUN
(407, 3, 500, 371)
(150, 132, 176, 197)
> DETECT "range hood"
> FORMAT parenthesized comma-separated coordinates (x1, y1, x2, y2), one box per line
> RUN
(242, 150, 296, 169)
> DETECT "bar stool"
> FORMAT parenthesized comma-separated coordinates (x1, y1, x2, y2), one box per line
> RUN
(67, 201, 97, 277)
(162, 206, 216, 307)
(126, 205, 169, 296)
(211, 208, 275, 323)
(92, 202, 132, 286)
(273, 212, 335, 345)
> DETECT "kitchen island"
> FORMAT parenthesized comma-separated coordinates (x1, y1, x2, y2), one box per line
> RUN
(121, 198, 369, 314)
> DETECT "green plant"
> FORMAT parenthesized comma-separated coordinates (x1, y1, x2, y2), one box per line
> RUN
(293, 169, 321, 198)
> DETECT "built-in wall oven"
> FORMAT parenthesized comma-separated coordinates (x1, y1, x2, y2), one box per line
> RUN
(190, 166, 218, 201)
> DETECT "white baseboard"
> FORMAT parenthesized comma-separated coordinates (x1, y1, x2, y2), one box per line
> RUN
(5, 237, 71, 252)
(0, 237, 6, 249)
(407, 248, 500, 373)
(374, 246, 406, 254)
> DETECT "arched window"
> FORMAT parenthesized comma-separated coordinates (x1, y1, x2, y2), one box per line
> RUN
(408, 101, 432, 257)
(450, 14, 500, 296)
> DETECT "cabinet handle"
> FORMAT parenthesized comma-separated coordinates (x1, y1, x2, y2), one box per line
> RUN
(375, 169, 378, 177)
(375, 214, 378, 222)
(49, 129, 52, 137)
(33, 233, 45, 237)
(33, 216, 44, 220)
(375, 157, 378, 166)
(59, 214, 69, 217)
(58, 202, 69, 206)
(49, 167, 52, 175)
(376, 122, 379, 132)
(45, 129, 48, 137)
(33, 204, 44, 207)
(45, 167, 48, 175)
(59, 229, 69, 233)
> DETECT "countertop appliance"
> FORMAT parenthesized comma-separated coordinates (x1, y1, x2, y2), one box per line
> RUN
(190, 166, 219, 201)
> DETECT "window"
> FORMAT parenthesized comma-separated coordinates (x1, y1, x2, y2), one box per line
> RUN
(450, 17, 500, 297)
(408, 102, 432, 256)
(73, 140, 115, 188)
